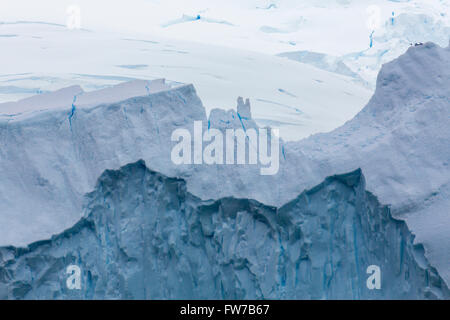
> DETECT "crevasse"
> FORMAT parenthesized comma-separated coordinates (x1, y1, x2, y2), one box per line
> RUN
(0, 160, 447, 299)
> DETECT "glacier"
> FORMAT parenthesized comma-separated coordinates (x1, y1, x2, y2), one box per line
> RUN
(3, 0, 449, 141)
(278, 11, 450, 88)
(0, 19, 372, 141)
(0, 41, 449, 289)
(0, 160, 448, 299)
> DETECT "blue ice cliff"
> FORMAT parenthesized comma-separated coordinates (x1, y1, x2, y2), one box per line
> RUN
(0, 160, 448, 299)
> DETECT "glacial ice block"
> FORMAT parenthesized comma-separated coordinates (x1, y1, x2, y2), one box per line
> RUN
(0, 161, 447, 299)
(0, 42, 448, 286)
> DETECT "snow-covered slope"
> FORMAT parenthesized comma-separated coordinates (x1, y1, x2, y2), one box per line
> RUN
(0, 161, 447, 299)
(1, 1, 448, 140)
(0, 21, 371, 141)
(0, 42, 448, 285)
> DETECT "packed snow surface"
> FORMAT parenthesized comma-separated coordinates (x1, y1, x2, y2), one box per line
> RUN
(0, 20, 371, 141)
(1, 0, 449, 139)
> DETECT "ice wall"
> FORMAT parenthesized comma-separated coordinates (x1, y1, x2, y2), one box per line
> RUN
(0, 81, 206, 246)
(0, 161, 447, 299)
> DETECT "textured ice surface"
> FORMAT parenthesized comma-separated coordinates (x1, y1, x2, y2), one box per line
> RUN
(0, 161, 448, 299)
(2, 1, 448, 139)
(0, 81, 206, 246)
(0, 42, 448, 285)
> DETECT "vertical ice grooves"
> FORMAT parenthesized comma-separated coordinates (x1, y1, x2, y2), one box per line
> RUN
(0, 161, 448, 299)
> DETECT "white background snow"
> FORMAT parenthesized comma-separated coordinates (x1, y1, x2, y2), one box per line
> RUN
(1, 0, 449, 140)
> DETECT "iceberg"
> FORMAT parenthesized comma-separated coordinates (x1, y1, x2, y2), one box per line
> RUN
(0, 160, 447, 299)
(0, 42, 449, 291)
